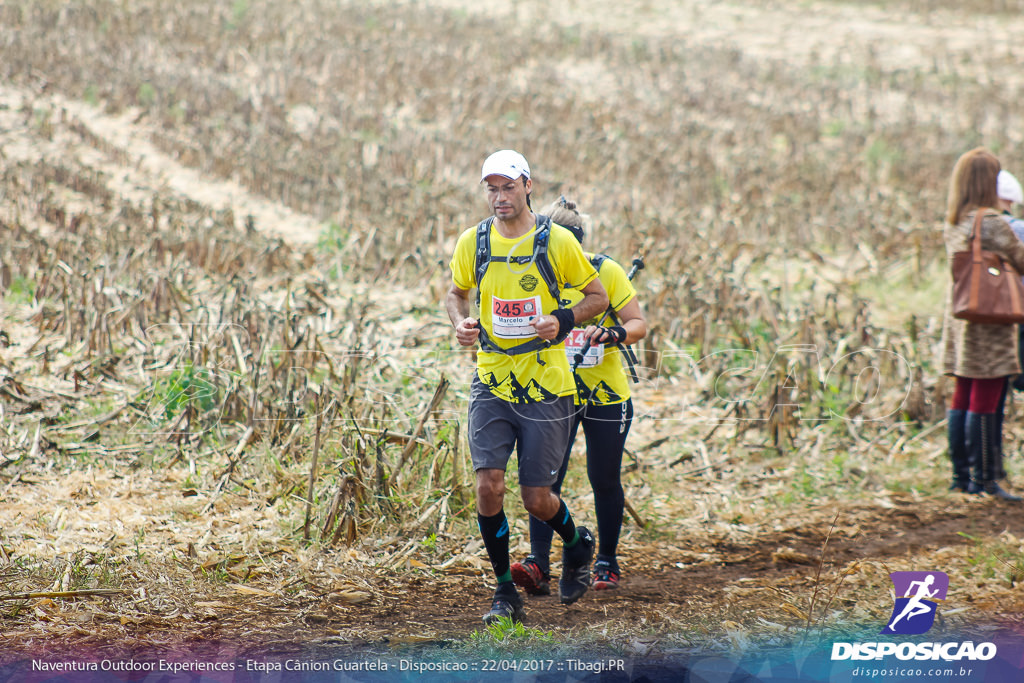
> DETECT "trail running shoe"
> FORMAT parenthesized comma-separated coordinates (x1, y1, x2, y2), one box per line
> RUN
(511, 555, 551, 596)
(559, 526, 595, 605)
(482, 587, 525, 625)
(592, 559, 620, 590)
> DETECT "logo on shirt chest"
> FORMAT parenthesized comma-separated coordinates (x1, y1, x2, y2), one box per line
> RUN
(519, 274, 539, 292)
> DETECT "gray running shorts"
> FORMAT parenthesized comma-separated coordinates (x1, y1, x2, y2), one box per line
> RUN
(467, 375, 574, 487)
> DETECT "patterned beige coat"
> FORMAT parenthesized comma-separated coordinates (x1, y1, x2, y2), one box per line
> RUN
(941, 211, 1024, 378)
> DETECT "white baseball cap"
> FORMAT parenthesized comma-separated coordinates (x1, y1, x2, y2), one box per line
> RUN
(998, 170, 1023, 205)
(480, 149, 531, 182)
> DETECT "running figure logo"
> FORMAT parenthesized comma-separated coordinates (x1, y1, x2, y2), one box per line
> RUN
(881, 571, 949, 635)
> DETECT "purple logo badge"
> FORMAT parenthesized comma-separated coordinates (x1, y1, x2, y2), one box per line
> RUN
(881, 571, 949, 635)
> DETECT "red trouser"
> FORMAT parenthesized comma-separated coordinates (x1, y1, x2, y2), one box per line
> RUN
(950, 376, 1007, 414)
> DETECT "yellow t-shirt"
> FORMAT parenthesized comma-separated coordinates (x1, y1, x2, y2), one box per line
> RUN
(562, 255, 637, 405)
(450, 219, 598, 403)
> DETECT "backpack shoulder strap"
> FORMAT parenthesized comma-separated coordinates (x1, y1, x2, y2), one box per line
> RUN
(474, 217, 495, 307)
(533, 215, 563, 308)
(475, 217, 494, 288)
(477, 214, 563, 309)
(472, 215, 570, 356)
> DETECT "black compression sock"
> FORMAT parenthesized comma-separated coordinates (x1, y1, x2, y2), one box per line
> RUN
(478, 510, 511, 579)
(543, 500, 579, 546)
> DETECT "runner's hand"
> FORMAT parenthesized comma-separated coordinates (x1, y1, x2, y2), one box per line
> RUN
(583, 325, 626, 345)
(455, 317, 480, 346)
(531, 314, 560, 341)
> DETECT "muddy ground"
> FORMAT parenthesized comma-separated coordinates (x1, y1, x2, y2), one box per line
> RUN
(2, 474, 1023, 661)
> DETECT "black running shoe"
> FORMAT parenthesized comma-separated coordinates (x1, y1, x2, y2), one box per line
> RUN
(559, 526, 595, 605)
(592, 559, 620, 590)
(482, 586, 525, 625)
(511, 555, 551, 596)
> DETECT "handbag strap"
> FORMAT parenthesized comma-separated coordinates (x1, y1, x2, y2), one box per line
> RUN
(971, 210, 985, 263)
(967, 210, 987, 314)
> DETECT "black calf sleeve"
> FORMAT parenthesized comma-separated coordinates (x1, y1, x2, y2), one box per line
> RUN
(478, 510, 511, 579)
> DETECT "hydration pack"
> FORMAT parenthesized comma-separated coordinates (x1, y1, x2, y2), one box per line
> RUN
(473, 214, 567, 356)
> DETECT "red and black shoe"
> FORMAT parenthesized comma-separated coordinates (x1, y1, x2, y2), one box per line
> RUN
(510, 555, 551, 596)
(592, 559, 620, 590)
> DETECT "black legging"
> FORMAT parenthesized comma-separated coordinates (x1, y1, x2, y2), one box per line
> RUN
(528, 400, 632, 568)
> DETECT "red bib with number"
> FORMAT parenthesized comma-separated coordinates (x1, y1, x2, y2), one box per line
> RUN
(491, 295, 542, 339)
(563, 328, 605, 367)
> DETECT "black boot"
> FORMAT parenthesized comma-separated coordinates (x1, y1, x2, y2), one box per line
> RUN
(996, 412, 1008, 482)
(947, 409, 971, 492)
(967, 411, 1021, 502)
(996, 381, 1008, 480)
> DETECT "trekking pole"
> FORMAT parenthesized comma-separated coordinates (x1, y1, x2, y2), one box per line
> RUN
(571, 256, 645, 372)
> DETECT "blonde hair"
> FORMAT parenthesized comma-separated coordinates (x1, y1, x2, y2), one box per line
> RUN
(947, 147, 1001, 225)
(539, 196, 588, 235)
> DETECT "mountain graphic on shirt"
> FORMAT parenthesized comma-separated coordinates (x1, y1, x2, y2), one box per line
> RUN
(481, 370, 558, 403)
(508, 373, 558, 403)
(482, 371, 503, 392)
(574, 374, 590, 400)
(581, 380, 622, 405)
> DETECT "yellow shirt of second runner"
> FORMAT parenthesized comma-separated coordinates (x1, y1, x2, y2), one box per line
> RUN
(450, 221, 598, 403)
(562, 255, 637, 405)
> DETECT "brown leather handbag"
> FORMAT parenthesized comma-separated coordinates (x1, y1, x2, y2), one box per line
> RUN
(951, 210, 1024, 324)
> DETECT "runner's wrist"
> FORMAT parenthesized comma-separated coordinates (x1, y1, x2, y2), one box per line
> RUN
(551, 309, 576, 340)
(604, 325, 627, 344)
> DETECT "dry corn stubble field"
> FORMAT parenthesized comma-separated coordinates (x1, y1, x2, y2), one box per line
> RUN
(4, 0, 1024, 663)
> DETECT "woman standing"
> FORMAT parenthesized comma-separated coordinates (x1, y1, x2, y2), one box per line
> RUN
(511, 197, 647, 593)
(942, 148, 1024, 501)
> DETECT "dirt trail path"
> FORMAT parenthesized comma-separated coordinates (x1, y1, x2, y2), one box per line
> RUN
(1, 484, 1020, 658)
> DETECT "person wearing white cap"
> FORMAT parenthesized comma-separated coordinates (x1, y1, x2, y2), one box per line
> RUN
(446, 149, 609, 624)
(998, 170, 1024, 214)
(993, 170, 1024, 489)
(479, 149, 533, 189)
